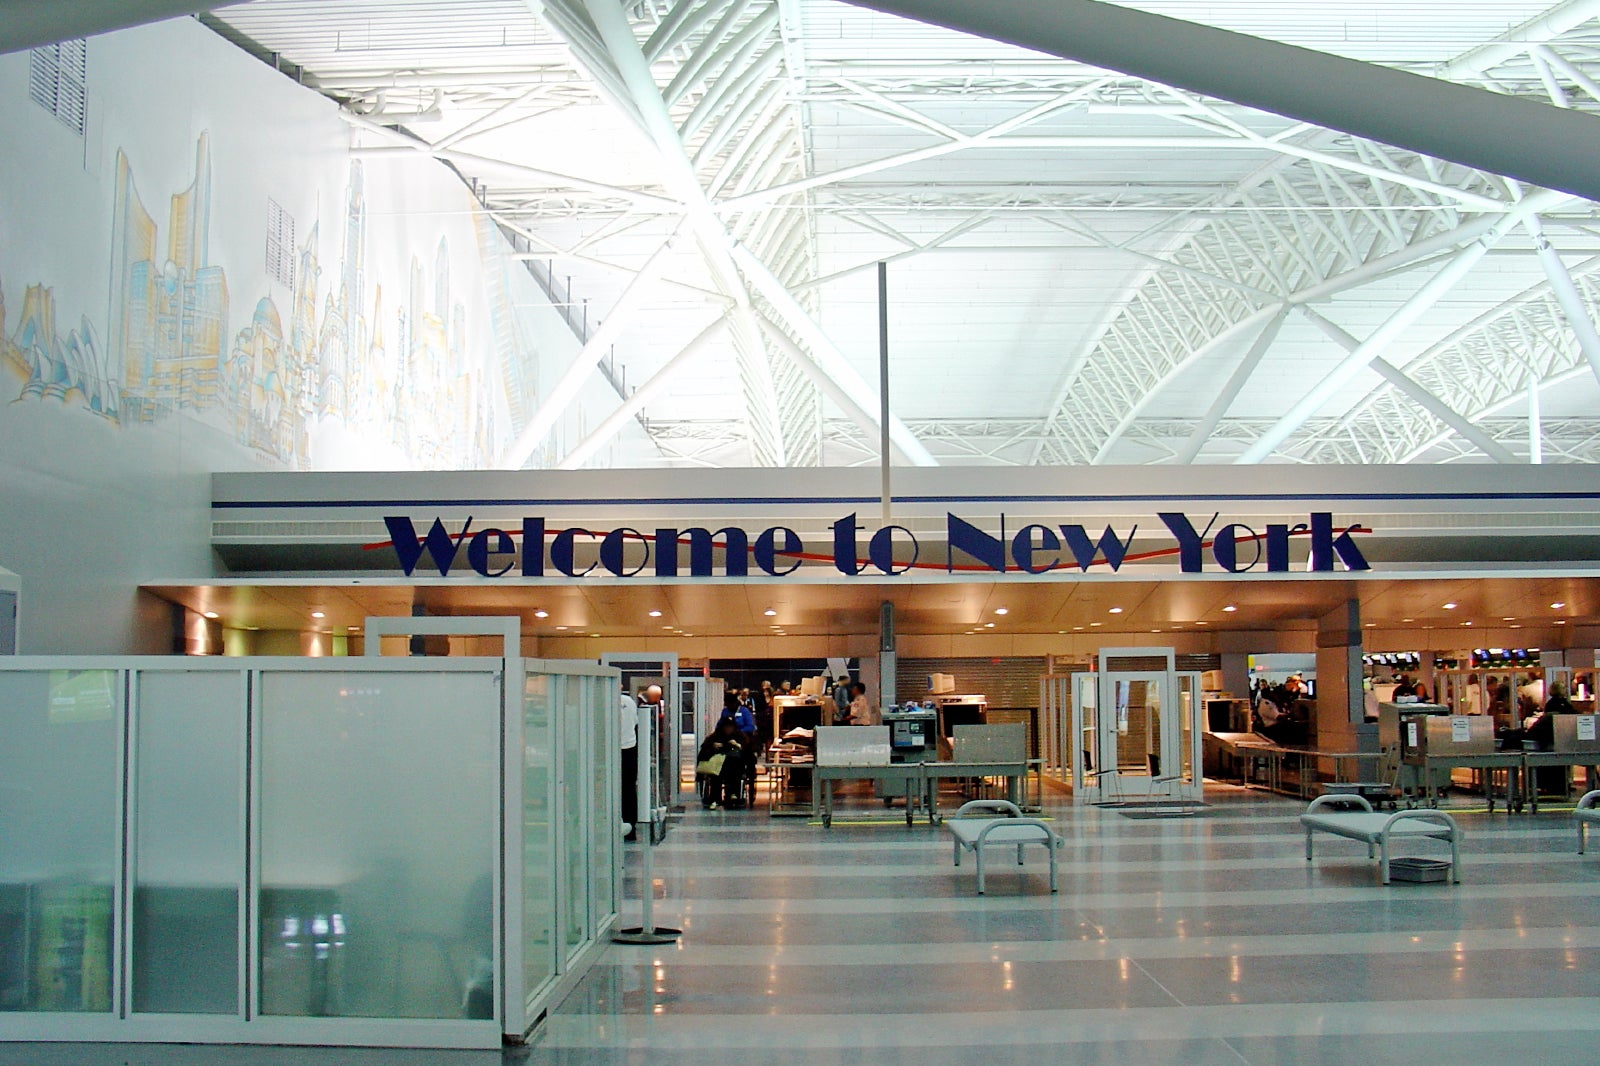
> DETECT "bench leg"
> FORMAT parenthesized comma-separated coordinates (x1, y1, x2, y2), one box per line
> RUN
(1581, 822, 1588, 856)
(1368, 841, 1375, 859)
(1305, 829, 1314, 861)
(953, 839, 962, 867)
(1380, 837, 1390, 885)
(1017, 843, 1025, 867)
(1049, 842, 1059, 893)
(975, 848, 986, 895)
(1451, 834, 1461, 883)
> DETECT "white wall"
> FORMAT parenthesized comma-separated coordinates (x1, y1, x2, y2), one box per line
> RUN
(0, 18, 655, 651)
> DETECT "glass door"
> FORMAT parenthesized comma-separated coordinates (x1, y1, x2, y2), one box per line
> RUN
(1098, 672, 1172, 799)
(1174, 671, 1204, 801)
(1039, 674, 1073, 783)
(1070, 672, 1100, 795)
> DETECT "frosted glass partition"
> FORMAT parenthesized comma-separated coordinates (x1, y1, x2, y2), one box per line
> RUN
(131, 670, 244, 1016)
(258, 669, 499, 1021)
(0, 656, 619, 1050)
(561, 677, 590, 961)
(521, 672, 556, 1002)
(0, 669, 119, 1014)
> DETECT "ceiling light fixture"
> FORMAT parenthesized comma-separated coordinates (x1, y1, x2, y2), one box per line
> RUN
(1551, 602, 1566, 609)
(984, 622, 995, 628)
(995, 608, 1009, 616)
(764, 609, 777, 617)
(1090, 622, 1103, 628)
(534, 610, 549, 619)
(1109, 607, 1124, 614)
(648, 610, 662, 618)
(311, 611, 325, 619)
(1443, 603, 1457, 610)
(1222, 605, 1237, 613)
(203, 611, 218, 619)
(1555, 620, 1567, 625)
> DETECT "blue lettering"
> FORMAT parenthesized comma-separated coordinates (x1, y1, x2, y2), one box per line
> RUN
(946, 512, 1007, 573)
(833, 515, 867, 575)
(549, 527, 597, 577)
(869, 525, 918, 575)
(385, 515, 472, 576)
(654, 528, 748, 577)
(754, 527, 804, 576)
(1059, 524, 1137, 572)
(467, 527, 517, 577)
(1011, 524, 1061, 575)
(1310, 512, 1371, 572)
(600, 528, 650, 577)
(521, 517, 544, 576)
(1212, 523, 1260, 573)
(1157, 512, 1219, 573)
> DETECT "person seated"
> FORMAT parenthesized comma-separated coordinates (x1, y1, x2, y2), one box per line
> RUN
(1392, 674, 1418, 701)
(697, 719, 748, 809)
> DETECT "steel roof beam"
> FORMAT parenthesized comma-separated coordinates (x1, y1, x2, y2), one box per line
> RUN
(1173, 306, 1288, 465)
(1, 0, 248, 53)
(842, 0, 1600, 202)
(557, 315, 729, 469)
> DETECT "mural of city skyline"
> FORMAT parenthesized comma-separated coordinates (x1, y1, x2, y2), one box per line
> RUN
(0, 131, 510, 470)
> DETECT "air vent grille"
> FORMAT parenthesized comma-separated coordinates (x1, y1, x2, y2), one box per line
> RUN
(29, 39, 87, 136)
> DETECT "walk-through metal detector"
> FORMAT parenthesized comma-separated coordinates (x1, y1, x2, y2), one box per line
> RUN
(603, 653, 682, 839)
(1048, 649, 1203, 802)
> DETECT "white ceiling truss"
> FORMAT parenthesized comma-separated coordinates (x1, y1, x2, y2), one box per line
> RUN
(207, 0, 1600, 468)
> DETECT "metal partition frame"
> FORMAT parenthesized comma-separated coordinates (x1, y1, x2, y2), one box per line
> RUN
(0, 655, 618, 1050)
(601, 653, 682, 838)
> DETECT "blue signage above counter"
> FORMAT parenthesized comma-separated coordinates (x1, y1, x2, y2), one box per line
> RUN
(381, 511, 1372, 579)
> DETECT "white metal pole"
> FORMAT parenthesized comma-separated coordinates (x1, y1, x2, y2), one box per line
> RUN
(614, 699, 681, 943)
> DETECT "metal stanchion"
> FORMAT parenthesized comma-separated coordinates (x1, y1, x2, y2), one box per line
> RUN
(613, 700, 681, 945)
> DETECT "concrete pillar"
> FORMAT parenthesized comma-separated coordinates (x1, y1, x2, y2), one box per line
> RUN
(1220, 652, 1251, 700)
(1315, 600, 1365, 763)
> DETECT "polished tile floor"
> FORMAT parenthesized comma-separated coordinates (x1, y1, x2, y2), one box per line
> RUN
(4, 784, 1598, 1065)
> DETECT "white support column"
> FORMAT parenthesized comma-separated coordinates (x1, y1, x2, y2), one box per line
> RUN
(1530, 381, 1545, 465)
(500, 233, 681, 469)
(1236, 197, 1552, 464)
(1174, 306, 1288, 464)
(735, 243, 939, 466)
(557, 316, 729, 470)
(842, 0, 1600, 203)
(1528, 217, 1600, 387)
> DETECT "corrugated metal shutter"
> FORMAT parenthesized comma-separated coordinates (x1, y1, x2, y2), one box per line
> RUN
(896, 657, 1046, 708)
(1103, 654, 1170, 673)
(1178, 654, 1221, 673)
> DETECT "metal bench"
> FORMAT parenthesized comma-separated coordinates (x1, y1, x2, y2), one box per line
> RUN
(1300, 794, 1462, 884)
(1576, 790, 1600, 854)
(946, 800, 1061, 895)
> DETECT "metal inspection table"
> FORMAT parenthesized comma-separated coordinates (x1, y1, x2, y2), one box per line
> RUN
(814, 764, 928, 827)
(922, 760, 1028, 824)
(1523, 751, 1600, 813)
(1410, 752, 1525, 812)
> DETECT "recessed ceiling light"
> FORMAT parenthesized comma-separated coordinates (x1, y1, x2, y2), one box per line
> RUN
(648, 610, 662, 618)
(533, 610, 549, 619)
(310, 611, 325, 619)
(1109, 607, 1123, 614)
(1090, 622, 1103, 627)
(1551, 602, 1566, 609)
(1402, 618, 1414, 623)
(1555, 620, 1567, 625)
(1151, 629, 1161, 634)
(1511, 624, 1523, 629)
(1195, 621, 1208, 626)
(662, 625, 673, 630)
(1365, 623, 1376, 627)
(985, 622, 995, 628)
(203, 611, 218, 619)
(1222, 605, 1237, 613)
(1074, 626, 1085, 631)
(1462, 621, 1473, 626)
(1442, 603, 1457, 610)
(555, 626, 567, 631)
(1502, 617, 1514, 622)
(995, 608, 1008, 616)
(589, 632, 599, 637)
(764, 609, 777, 617)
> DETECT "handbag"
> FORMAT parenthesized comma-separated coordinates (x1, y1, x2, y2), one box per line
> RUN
(696, 753, 726, 776)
